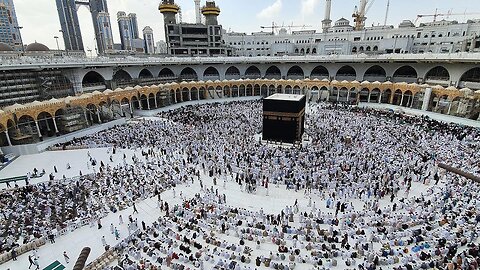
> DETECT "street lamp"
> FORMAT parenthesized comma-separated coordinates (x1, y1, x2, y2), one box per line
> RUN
(54, 36, 60, 51)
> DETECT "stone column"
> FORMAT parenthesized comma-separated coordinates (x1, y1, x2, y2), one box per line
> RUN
(52, 117, 59, 134)
(147, 99, 151, 110)
(400, 94, 405, 106)
(4, 130, 11, 146)
(367, 92, 371, 103)
(457, 100, 463, 114)
(154, 97, 158, 108)
(35, 120, 42, 138)
(447, 102, 452, 115)
(378, 92, 382, 103)
(336, 90, 340, 102)
(96, 110, 102, 124)
(129, 100, 134, 115)
(346, 89, 350, 102)
(84, 110, 89, 125)
(189, 90, 192, 101)
(174, 91, 178, 103)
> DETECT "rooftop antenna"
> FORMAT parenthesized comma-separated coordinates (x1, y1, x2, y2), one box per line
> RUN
(384, 0, 390, 26)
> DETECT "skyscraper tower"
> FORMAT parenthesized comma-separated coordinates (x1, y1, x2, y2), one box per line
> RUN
(56, 0, 84, 51)
(97, 11, 114, 52)
(194, 0, 201, 24)
(159, 0, 179, 25)
(143, 26, 155, 54)
(128, 13, 139, 39)
(0, 0, 23, 51)
(90, 0, 111, 54)
(117, 11, 132, 51)
(201, 1, 220, 26)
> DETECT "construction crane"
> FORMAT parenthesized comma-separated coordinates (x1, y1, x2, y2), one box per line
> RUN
(383, 0, 390, 26)
(352, 0, 376, 31)
(260, 22, 312, 34)
(415, 10, 480, 25)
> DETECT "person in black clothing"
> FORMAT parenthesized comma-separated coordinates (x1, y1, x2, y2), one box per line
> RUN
(48, 232, 55, 243)
(28, 255, 34, 269)
(11, 248, 17, 261)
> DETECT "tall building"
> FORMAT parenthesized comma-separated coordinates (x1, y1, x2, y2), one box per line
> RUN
(97, 12, 114, 52)
(90, 0, 111, 55)
(159, 0, 232, 56)
(143, 26, 155, 54)
(194, 0, 201, 24)
(117, 11, 132, 51)
(128, 13, 139, 39)
(0, 0, 23, 51)
(56, 0, 84, 51)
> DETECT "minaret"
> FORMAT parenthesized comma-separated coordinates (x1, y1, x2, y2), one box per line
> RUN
(322, 0, 332, 33)
(159, 0, 180, 25)
(194, 0, 202, 24)
(202, 1, 220, 25)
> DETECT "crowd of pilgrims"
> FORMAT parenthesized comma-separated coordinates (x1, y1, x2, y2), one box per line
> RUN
(1, 99, 480, 270)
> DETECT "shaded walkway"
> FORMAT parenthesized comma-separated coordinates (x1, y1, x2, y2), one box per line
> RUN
(359, 103, 480, 128)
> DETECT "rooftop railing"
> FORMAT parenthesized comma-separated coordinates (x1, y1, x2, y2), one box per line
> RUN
(0, 52, 480, 69)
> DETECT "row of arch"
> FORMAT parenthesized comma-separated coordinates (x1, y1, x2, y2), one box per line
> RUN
(83, 65, 480, 89)
(2, 79, 479, 147)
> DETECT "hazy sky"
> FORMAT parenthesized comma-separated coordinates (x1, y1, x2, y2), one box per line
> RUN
(13, 0, 477, 52)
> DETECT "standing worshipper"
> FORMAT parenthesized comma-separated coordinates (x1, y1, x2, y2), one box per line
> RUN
(133, 203, 139, 214)
(33, 257, 40, 270)
(63, 251, 70, 264)
(114, 227, 120, 240)
(11, 248, 17, 261)
(28, 254, 35, 269)
(101, 236, 107, 246)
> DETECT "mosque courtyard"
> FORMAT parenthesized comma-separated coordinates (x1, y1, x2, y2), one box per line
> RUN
(1, 99, 479, 270)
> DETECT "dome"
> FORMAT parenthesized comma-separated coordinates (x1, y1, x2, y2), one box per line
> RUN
(0, 42, 14, 52)
(334, 18, 350, 27)
(25, 42, 50, 52)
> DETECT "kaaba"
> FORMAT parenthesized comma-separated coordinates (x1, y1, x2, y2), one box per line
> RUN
(263, 94, 306, 144)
